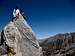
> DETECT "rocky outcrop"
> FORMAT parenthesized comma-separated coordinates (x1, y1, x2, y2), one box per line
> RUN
(39, 33, 75, 56)
(0, 9, 42, 56)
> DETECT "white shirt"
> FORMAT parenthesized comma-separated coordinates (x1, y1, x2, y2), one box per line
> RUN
(13, 9, 20, 17)
(16, 9, 20, 15)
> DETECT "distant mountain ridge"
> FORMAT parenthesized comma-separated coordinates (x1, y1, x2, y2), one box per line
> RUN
(39, 32, 75, 56)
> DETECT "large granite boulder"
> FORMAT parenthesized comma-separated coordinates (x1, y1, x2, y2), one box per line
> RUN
(0, 9, 42, 56)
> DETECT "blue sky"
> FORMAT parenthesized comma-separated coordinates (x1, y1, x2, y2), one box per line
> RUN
(0, 0, 75, 39)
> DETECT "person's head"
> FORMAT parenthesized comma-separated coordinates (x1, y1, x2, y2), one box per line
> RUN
(15, 6, 19, 10)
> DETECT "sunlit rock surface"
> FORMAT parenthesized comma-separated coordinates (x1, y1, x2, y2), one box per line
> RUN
(0, 10, 42, 56)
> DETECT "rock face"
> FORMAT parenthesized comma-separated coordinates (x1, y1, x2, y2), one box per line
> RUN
(39, 33, 75, 56)
(0, 9, 42, 56)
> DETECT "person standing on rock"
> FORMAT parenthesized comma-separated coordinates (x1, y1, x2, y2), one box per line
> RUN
(12, 6, 27, 21)
(12, 6, 20, 21)
(13, 6, 20, 17)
